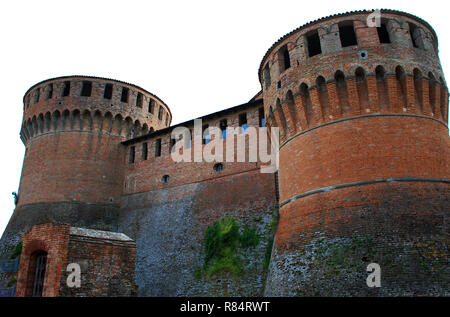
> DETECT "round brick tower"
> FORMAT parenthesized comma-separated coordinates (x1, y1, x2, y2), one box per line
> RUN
(1, 76, 171, 252)
(261, 10, 449, 296)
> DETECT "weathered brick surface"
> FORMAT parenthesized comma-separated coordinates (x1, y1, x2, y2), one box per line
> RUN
(261, 10, 449, 296)
(15, 223, 70, 297)
(15, 223, 137, 297)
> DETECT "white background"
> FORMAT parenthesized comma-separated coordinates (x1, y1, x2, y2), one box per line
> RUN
(0, 0, 448, 236)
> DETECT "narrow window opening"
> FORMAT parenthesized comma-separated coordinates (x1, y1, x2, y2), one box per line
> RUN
(258, 107, 265, 127)
(81, 81, 92, 97)
(34, 89, 40, 103)
(202, 124, 210, 144)
(278, 45, 291, 73)
(129, 146, 135, 164)
(306, 31, 322, 57)
(239, 113, 248, 133)
(263, 64, 271, 88)
(136, 93, 143, 108)
(339, 22, 358, 47)
(121, 87, 129, 103)
(62, 81, 71, 97)
(220, 119, 228, 139)
(377, 23, 391, 44)
(165, 114, 169, 126)
(148, 99, 155, 113)
(409, 23, 419, 48)
(142, 143, 148, 160)
(158, 107, 163, 120)
(104, 83, 113, 99)
(32, 251, 47, 297)
(170, 138, 176, 153)
(47, 84, 53, 100)
(155, 139, 162, 157)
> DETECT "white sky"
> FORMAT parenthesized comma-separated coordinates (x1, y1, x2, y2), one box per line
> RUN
(0, 0, 449, 236)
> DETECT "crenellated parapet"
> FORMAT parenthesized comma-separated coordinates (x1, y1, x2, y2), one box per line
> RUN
(21, 76, 171, 144)
(259, 10, 448, 143)
(266, 65, 448, 142)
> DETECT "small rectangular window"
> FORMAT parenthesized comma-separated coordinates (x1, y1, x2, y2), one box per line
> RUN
(34, 89, 40, 103)
(155, 139, 161, 157)
(202, 124, 209, 144)
(339, 23, 358, 47)
(306, 31, 322, 57)
(142, 142, 148, 160)
(239, 113, 248, 133)
(377, 23, 391, 44)
(165, 114, 169, 126)
(148, 100, 155, 113)
(170, 138, 176, 153)
(158, 107, 163, 120)
(121, 87, 129, 103)
(259, 107, 265, 127)
(47, 84, 53, 100)
(263, 64, 271, 88)
(220, 119, 227, 139)
(62, 81, 71, 97)
(81, 81, 92, 97)
(129, 146, 135, 164)
(409, 23, 419, 48)
(104, 83, 113, 99)
(278, 45, 291, 73)
(136, 92, 143, 108)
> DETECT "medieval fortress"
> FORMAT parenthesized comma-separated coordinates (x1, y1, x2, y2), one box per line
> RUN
(0, 9, 448, 296)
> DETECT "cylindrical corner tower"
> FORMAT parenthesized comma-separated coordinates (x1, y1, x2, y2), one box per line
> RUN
(1, 76, 171, 251)
(261, 10, 449, 296)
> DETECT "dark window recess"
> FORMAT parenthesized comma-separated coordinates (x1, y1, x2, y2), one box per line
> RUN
(62, 81, 71, 97)
(202, 124, 209, 144)
(121, 87, 129, 103)
(239, 113, 248, 133)
(34, 89, 40, 103)
(409, 23, 419, 48)
(162, 175, 170, 183)
(155, 139, 161, 157)
(32, 252, 47, 297)
(158, 108, 163, 120)
(148, 100, 155, 113)
(136, 92, 143, 107)
(213, 163, 224, 172)
(220, 119, 227, 139)
(278, 45, 291, 72)
(339, 24, 358, 47)
(81, 81, 92, 97)
(185, 129, 192, 149)
(104, 83, 113, 99)
(165, 114, 169, 126)
(307, 31, 322, 57)
(259, 107, 265, 127)
(129, 146, 135, 164)
(377, 23, 391, 43)
(277, 81, 281, 89)
(263, 64, 271, 88)
(47, 84, 53, 99)
(170, 138, 176, 152)
(142, 143, 148, 160)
